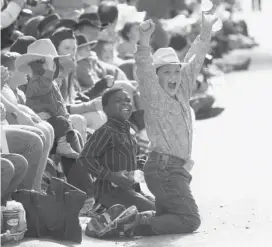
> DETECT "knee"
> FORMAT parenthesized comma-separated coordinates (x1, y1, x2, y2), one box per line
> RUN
(16, 155, 28, 176)
(183, 214, 201, 233)
(1, 158, 15, 178)
(29, 133, 44, 157)
(43, 121, 55, 144)
(4, 154, 28, 173)
(71, 114, 87, 127)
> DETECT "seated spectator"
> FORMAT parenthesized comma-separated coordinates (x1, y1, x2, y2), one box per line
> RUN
(75, 12, 106, 44)
(1, 153, 28, 205)
(10, 35, 37, 54)
(37, 13, 61, 38)
(1, 0, 24, 49)
(75, 12, 128, 79)
(93, 40, 116, 65)
(117, 21, 140, 60)
(0, 98, 44, 192)
(75, 33, 99, 89)
(50, 28, 107, 132)
(97, 1, 120, 43)
(22, 15, 44, 38)
(1, 64, 54, 191)
(77, 87, 155, 212)
(14, 39, 80, 158)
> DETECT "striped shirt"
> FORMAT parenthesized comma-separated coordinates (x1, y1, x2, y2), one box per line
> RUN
(77, 118, 138, 199)
(135, 27, 211, 162)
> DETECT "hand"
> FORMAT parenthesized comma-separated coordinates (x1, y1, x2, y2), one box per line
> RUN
(202, 12, 218, 32)
(105, 75, 115, 88)
(201, 0, 219, 32)
(109, 170, 134, 189)
(58, 55, 76, 76)
(31, 115, 41, 123)
(139, 19, 156, 45)
(17, 111, 35, 126)
(184, 160, 194, 172)
(37, 112, 51, 120)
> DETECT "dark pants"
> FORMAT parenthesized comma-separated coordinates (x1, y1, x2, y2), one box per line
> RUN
(67, 157, 94, 197)
(134, 151, 200, 236)
(47, 116, 72, 140)
(98, 187, 155, 213)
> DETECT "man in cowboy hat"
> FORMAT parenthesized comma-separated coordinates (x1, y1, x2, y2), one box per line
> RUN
(15, 38, 80, 158)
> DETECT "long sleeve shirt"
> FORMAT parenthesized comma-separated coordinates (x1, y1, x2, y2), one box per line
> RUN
(134, 27, 211, 161)
(77, 118, 138, 199)
(25, 73, 69, 118)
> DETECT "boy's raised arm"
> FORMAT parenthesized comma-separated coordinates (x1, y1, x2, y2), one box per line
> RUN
(134, 20, 157, 94)
(182, 11, 218, 97)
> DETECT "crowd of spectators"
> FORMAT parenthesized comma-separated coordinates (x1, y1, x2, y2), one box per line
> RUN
(1, 0, 257, 243)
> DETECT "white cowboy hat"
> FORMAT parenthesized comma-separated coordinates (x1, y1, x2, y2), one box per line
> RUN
(153, 47, 188, 69)
(15, 39, 69, 74)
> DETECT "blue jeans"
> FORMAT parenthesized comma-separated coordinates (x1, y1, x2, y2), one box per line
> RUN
(134, 151, 200, 235)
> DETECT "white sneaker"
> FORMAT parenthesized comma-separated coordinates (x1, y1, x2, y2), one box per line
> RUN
(56, 141, 79, 159)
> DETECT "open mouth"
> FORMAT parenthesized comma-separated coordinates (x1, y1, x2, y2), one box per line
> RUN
(168, 82, 177, 89)
(121, 107, 131, 114)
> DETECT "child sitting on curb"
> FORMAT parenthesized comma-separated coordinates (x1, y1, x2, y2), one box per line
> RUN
(15, 39, 80, 158)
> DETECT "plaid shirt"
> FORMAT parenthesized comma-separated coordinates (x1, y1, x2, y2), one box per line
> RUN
(135, 28, 211, 161)
(78, 118, 138, 199)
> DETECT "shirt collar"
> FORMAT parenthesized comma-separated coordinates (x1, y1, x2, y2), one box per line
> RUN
(107, 117, 131, 132)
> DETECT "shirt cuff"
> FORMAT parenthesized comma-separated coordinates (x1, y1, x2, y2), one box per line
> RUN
(136, 45, 152, 56)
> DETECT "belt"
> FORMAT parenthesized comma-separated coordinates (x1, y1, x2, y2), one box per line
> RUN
(148, 151, 186, 167)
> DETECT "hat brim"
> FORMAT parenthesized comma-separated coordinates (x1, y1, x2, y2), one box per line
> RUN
(15, 53, 69, 74)
(76, 19, 108, 30)
(154, 62, 187, 69)
(77, 40, 98, 50)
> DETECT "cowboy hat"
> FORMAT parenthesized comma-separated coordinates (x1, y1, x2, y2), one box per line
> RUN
(15, 39, 69, 74)
(153, 47, 188, 69)
(76, 34, 97, 49)
(76, 13, 108, 30)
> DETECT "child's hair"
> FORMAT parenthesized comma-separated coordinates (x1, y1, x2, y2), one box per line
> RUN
(102, 87, 123, 108)
(119, 22, 138, 42)
(98, 1, 119, 25)
(1, 51, 21, 71)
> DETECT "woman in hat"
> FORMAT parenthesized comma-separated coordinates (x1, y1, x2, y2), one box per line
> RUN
(50, 27, 114, 131)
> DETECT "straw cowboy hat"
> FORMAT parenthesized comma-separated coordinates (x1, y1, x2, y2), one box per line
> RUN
(15, 39, 69, 74)
(153, 47, 188, 69)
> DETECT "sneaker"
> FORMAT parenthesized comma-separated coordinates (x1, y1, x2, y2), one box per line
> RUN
(85, 204, 138, 238)
(56, 141, 79, 159)
(79, 197, 95, 216)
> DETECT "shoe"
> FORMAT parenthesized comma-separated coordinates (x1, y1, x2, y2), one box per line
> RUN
(79, 197, 95, 216)
(85, 204, 138, 238)
(56, 141, 79, 159)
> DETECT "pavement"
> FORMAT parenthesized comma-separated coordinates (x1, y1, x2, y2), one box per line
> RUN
(6, 9, 272, 247)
